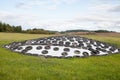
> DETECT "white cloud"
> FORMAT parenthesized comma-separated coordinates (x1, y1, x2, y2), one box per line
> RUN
(15, 0, 78, 10)
(90, 1, 120, 13)
(0, 0, 120, 32)
(90, 4, 113, 12)
(109, 5, 120, 12)
(0, 11, 41, 29)
(0, 10, 120, 32)
(47, 5, 58, 10)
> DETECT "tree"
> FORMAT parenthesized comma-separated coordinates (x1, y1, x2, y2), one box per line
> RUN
(0, 22, 2, 32)
(15, 26, 22, 32)
(0, 21, 56, 34)
(0, 22, 22, 32)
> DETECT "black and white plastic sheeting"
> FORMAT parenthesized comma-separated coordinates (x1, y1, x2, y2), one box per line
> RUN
(4, 36, 120, 58)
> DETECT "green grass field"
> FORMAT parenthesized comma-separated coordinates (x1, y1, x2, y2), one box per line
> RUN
(0, 32, 120, 80)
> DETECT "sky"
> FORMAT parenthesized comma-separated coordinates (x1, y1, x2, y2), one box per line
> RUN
(0, 0, 120, 32)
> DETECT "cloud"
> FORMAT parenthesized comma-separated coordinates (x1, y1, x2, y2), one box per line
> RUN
(15, 0, 48, 9)
(44, 12, 120, 31)
(16, 2, 25, 8)
(0, 11, 42, 29)
(0, 10, 120, 32)
(1, 0, 120, 32)
(109, 5, 120, 12)
(99, 0, 120, 2)
(37, 14, 120, 32)
(91, 4, 113, 12)
(15, 0, 78, 10)
(90, 1, 120, 13)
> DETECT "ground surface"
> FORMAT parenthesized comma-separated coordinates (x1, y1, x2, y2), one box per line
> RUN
(0, 32, 120, 80)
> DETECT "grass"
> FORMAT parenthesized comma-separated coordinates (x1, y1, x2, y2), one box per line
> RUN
(0, 32, 120, 80)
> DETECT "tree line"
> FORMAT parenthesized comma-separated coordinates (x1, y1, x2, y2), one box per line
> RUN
(0, 21, 114, 34)
(0, 22, 22, 32)
(0, 22, 56, 34)
(60, 29, 114, 33)
(25, 28, 57, 34)
(94, 30, 114, 33)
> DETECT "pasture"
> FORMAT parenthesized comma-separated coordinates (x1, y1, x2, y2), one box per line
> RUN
(0, 32, 120, 80)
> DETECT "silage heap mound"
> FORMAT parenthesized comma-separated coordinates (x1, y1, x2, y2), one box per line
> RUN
(4, 36, 120, 58)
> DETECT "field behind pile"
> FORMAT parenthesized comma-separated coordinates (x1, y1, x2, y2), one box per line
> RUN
(0, 32, 120, 80)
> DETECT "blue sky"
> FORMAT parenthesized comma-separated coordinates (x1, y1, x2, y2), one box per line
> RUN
(0, 0, 120, 32)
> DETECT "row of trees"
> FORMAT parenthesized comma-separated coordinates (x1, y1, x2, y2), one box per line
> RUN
(25, 28, 57, 34)
(94, 30, 114, 33)
(0, 21, 114, 34)
(0, 22, 22, 32)
(0, 22, 56, 34)
(61, 29, 114, 33)
(65, 30, 90, 32)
